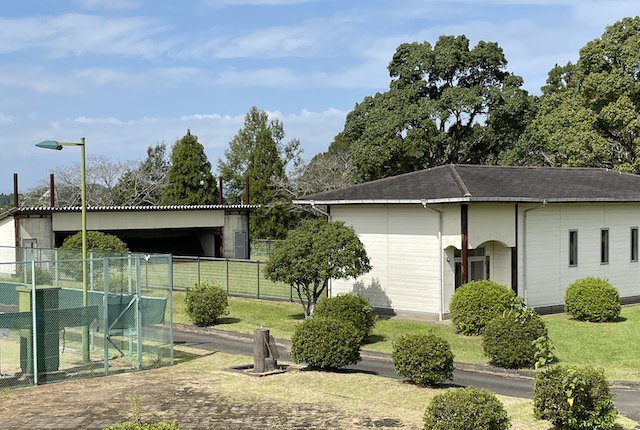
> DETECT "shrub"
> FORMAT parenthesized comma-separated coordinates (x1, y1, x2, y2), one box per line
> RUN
(534, 366, 617, 430)
(314, 294, 376, 341)
(449, 280, 516, 335)
(290, 316, 361, 369)
(185, 283, 229, 327)
(565, 277, 621, 322)
(61, 231, 129, 253)
(423, 387, 510, 430)
(391, 334, 453, 386)
(482, 306, 549, 369)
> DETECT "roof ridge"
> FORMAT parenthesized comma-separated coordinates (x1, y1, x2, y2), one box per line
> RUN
(448, 165, 471, 197)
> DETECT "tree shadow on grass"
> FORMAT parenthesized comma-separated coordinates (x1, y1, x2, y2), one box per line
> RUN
(214, 317, 241, 325)
(297, 365, 379, 376)
(288, 312, 305, 321)
(362, 334, 386, 346)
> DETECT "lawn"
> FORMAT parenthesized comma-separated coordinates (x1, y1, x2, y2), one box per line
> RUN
(173, 293, 640, 381)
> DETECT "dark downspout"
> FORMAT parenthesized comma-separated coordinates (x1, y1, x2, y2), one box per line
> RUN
(50, 174, 55, 207)
(461, 204, 469, 284)
(511, 204, 518, 294)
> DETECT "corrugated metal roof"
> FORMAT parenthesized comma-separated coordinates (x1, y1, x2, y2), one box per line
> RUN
(15, 204, 259, 212)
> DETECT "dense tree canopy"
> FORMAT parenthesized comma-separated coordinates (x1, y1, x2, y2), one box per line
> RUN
(162, 130, 217, 205)
(217, 106, 301, 203)
(335, 35, 534, 181)
(502, 17, 640, 171)
(264, 219, 372, 318)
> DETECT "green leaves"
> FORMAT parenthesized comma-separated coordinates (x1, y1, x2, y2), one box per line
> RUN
(263, 219, 372, 318)
(341, 34, 532, 182)
(162, 130, 217, 205)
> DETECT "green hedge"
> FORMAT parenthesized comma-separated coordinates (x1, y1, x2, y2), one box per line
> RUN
(392, 334, 453, 386)
(185, 283, 229, 327)
(290, 317, 361, 369)
(423, 387, 510, 430)
(534, 366, 617, 430)
(482, 307, 548, 369)
(449, 280, 516, 335)
(314, 294, 376, 341)
(565, 277, 621, 322)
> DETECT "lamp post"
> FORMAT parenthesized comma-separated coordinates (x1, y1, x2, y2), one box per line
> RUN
(36, 138, 89, 362)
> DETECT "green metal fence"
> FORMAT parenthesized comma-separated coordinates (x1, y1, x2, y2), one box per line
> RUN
(0, 252, 172, 389)
(172, 256, 294, 301)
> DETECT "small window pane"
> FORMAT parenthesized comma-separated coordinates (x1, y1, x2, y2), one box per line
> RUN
(632, 228, 638, 262)
(569, 230, 578, 267)
(601, 229, 609, 264)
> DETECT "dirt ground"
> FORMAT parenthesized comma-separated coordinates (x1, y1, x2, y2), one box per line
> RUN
(0, 349, 408, 430)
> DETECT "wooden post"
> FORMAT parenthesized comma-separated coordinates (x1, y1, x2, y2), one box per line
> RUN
(253, 328, 269, 373)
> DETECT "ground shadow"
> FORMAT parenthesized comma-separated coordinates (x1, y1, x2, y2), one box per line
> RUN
(362, 334, 386, 345)
(288, 312, 305, 321)
(298, 366, 379, 376)
(170, 342, 215, 365)
(215, 317, 241, 325)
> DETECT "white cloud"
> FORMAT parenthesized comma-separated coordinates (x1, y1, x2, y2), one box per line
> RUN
(75, 0, 140, 10)
(0, 14, 173, 58)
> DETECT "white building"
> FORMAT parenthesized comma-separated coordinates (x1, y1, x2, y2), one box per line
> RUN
(295, 164, 640, 320)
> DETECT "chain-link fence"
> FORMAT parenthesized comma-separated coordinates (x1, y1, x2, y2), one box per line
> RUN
(172, 256, 294, 301)
(0, 251, 172, 389)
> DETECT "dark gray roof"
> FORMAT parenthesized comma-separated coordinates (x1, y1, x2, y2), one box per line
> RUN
(294, 164, 640, 204)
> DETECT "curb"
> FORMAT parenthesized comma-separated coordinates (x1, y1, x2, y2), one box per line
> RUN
(172, 323, 640, 391)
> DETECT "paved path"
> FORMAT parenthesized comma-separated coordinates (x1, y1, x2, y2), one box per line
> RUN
(173, 324, 640, 423)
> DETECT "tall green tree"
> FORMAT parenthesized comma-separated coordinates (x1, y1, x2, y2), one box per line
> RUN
(218, 106, 301, 203)
(264, 219, 372, 318)
(248, 125, 298, 239)
(162, 130, 217, 205)
(336, 35, 534, 182)
(502, 17, 640, 171)
(113, 142, 170, 206)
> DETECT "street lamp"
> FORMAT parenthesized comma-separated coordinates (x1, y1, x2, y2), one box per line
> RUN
(36, 138, 89, 362)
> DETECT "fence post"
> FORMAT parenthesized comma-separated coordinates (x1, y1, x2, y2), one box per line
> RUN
(103, 258, 109, 376)
(135, 255, 142, 370)
(168, 255, 174, 366)
(197, 256, 201, 289)
(226, 258, 229, 294)
(256, 261, 260, 299)
(31, 260, 38, 385)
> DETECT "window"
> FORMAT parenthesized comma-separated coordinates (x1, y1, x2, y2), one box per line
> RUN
(632, 227, 638, 262)
(600, 229, 609, 264)
(569, 230, 578, 267)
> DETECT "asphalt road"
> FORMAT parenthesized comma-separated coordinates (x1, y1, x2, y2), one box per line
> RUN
(173, 328, 640, 423)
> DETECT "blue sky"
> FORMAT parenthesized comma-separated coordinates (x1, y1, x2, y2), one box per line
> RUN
(2, 0, 639, 194)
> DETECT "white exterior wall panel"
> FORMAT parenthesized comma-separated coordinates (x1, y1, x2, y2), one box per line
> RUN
(469, 204, 515, 248)
(0, 217, 16, 274)
(330, 205, 441, 314)
(523, 203, 640, 307)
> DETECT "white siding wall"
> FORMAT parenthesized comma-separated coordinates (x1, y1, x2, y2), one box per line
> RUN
(486, 241, 512, 288)
(330, 205, 442, 314)
(521, 203, 640, 307)
(0, 217, 16, 274)
(469, 204, 515, 248)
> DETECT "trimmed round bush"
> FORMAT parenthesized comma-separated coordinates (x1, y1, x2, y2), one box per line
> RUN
(449, 280, 516, 335)
(565, 277, 621, 322)
(61, 230, 129, 253)
(482, 308, 548, 369)
(534, 366, 618, 430)
(314, 294, 376, 341)
(185, 282, 229, 327)
(290, 316, 361, 369)
(423, 387, 510, 430)
(392, 334, 453, 386)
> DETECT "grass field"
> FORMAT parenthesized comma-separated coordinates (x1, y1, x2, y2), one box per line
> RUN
(173, 293, 640, 381)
